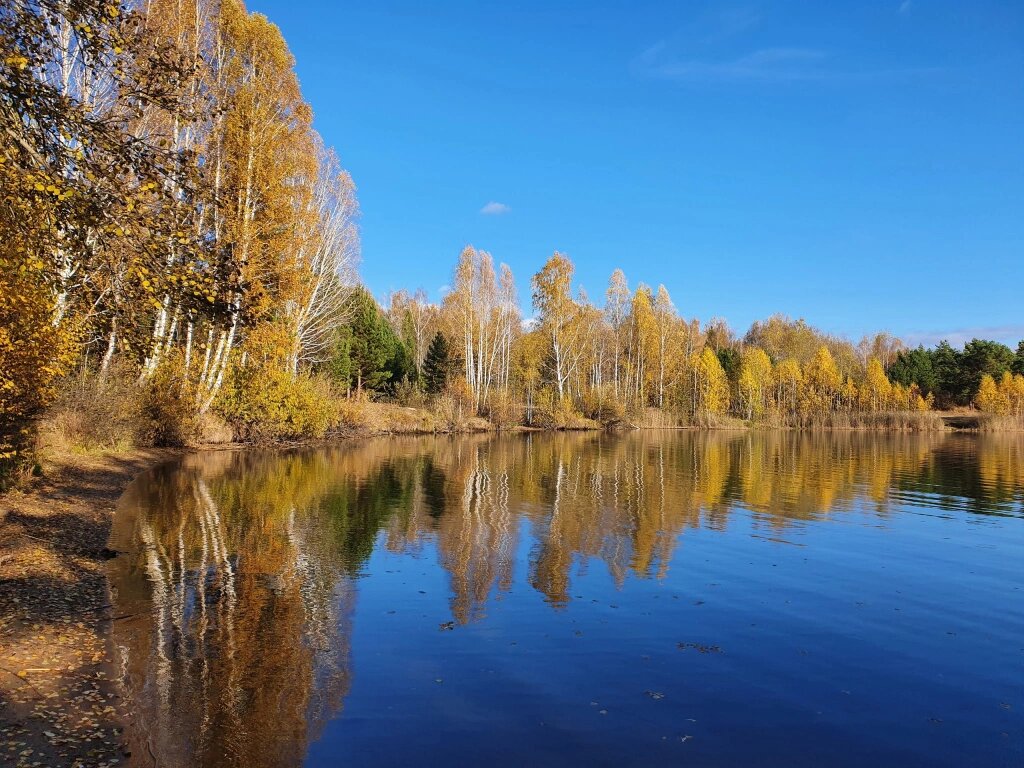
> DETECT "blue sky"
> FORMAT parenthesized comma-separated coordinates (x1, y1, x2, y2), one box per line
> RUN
(249, 0, 1024, 347)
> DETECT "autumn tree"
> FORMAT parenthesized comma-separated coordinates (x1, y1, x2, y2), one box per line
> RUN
(800, 346, 842, 416)
(604, 269, 630, 398)
(1002, 372, 1024, 417)
(976, 374, 1009, 415)
(861, 358, 893, 412)
(444, 247, 517, 411)
(531, 252, 588, 402)
(388, 288, 434, 381)
(691, 346, 729, 421)
(626, 285, 657, 406)
(652, 285, 676, 408)
(738, 348, 773, 419)
(0, 0, 191, 463)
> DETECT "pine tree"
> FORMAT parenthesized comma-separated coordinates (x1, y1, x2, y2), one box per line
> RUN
(339, 288, 407, 392)
(1012, 341, 1024, 377)
(423, 332, 453, 394)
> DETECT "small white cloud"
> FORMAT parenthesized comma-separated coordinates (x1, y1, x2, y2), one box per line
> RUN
(899, 0, 913, 15)
(480, 201, 510, 215)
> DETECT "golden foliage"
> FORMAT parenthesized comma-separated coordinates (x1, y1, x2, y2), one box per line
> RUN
(0, 256, 78, 462)
(976, 373, 1009, 415)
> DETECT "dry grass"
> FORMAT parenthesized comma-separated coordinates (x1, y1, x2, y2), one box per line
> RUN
(38, 367, 145, 454)
(783, 410, 946, 432)
(976, 413, 1024, 432)
(339, 400, 492, 435)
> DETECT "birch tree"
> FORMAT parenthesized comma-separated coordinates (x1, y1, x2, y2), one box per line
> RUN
(531, 253, 588, 402)
(605, 269, 630, 398)
(653, 285, 675, 408)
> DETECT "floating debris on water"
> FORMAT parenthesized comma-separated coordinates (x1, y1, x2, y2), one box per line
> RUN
(677, 642, 722, 654)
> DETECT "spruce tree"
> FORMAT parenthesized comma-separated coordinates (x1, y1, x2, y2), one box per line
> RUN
(422, 332, 452, 394)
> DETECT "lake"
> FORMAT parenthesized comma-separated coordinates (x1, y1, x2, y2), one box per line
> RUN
(108, 431, 1024, 767)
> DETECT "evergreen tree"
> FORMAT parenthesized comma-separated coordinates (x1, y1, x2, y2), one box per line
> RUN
(889, 346, 938, 395)
(385, 336, 416, 389)
(422, 332, 454, 394)
(958, 339, 1015, 405)
(931, 341, 963, 408)
(1012, 341, 1024, 377)
(716, 347, 741, 384)
(330, 287, 413, 393)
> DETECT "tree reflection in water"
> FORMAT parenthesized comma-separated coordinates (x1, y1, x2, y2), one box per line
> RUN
(108, 431, 1024, 767)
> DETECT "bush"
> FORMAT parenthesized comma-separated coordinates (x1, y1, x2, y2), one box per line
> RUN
(484, 390, 520, 429)
(531, 395, 587, 430)
(39, 363, 146, 452)
(392, 376, 427, 408)
(432, 392, 461, 429)
(38, 358, 206, 451)
(581, 385, 625, 423)
(216, 364, 340, 441)
(141, 361, 202, 447)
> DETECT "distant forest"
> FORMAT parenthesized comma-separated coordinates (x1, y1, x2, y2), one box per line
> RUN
(323, 251, 1024, 428)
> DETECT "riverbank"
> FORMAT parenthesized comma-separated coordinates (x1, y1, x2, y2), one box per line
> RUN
(0, 448, 182, 768)
(0, 400, 510, 766)
(0, 408, 1018, 766)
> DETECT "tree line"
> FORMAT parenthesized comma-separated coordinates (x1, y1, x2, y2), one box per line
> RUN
(323, 248, 1024, 427)
(889, 340, 1024, 413)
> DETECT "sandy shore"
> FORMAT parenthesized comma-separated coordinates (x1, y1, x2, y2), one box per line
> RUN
(0, 448, 181, 768)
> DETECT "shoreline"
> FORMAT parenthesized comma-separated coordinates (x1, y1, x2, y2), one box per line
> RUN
(0, 448, 182, 768)
(0, 422, 1018, 766)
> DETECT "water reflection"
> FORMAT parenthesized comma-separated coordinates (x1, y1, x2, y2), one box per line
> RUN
(108, 431, 1024, 767)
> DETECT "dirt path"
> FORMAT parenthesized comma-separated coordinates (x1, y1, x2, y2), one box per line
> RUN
(0, 449, 180, 768)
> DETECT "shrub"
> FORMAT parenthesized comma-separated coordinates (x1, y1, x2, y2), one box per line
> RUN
(141, 361, 202, 447)
(392, 376, 427, 408)
(432, 392, 461, 429)
(217, 364, 340, 441)
(484, 390, 519, 429)
(38, 358, 206, 451)
(581, 385, 625, 423)
(39, 363, 146, 452)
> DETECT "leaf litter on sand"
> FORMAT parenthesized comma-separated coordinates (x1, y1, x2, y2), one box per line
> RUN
(1, 449, 177, 767)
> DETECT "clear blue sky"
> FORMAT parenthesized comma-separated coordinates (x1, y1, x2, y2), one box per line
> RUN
(249, 0, 1023, 347)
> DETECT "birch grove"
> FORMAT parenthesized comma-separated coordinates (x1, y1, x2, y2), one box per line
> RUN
(2, 0, 362, 459)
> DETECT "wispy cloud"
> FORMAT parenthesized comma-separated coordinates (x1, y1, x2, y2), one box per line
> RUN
(635, 43, 829, 82)
(903, 325, 1024, 349)
(480, 201, 510, 215)
(633, 6, 938, 83)
(899, 1, 913, 16)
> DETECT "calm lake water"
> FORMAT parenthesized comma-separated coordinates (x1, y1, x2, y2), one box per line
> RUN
(108, 432, 1024, 767)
